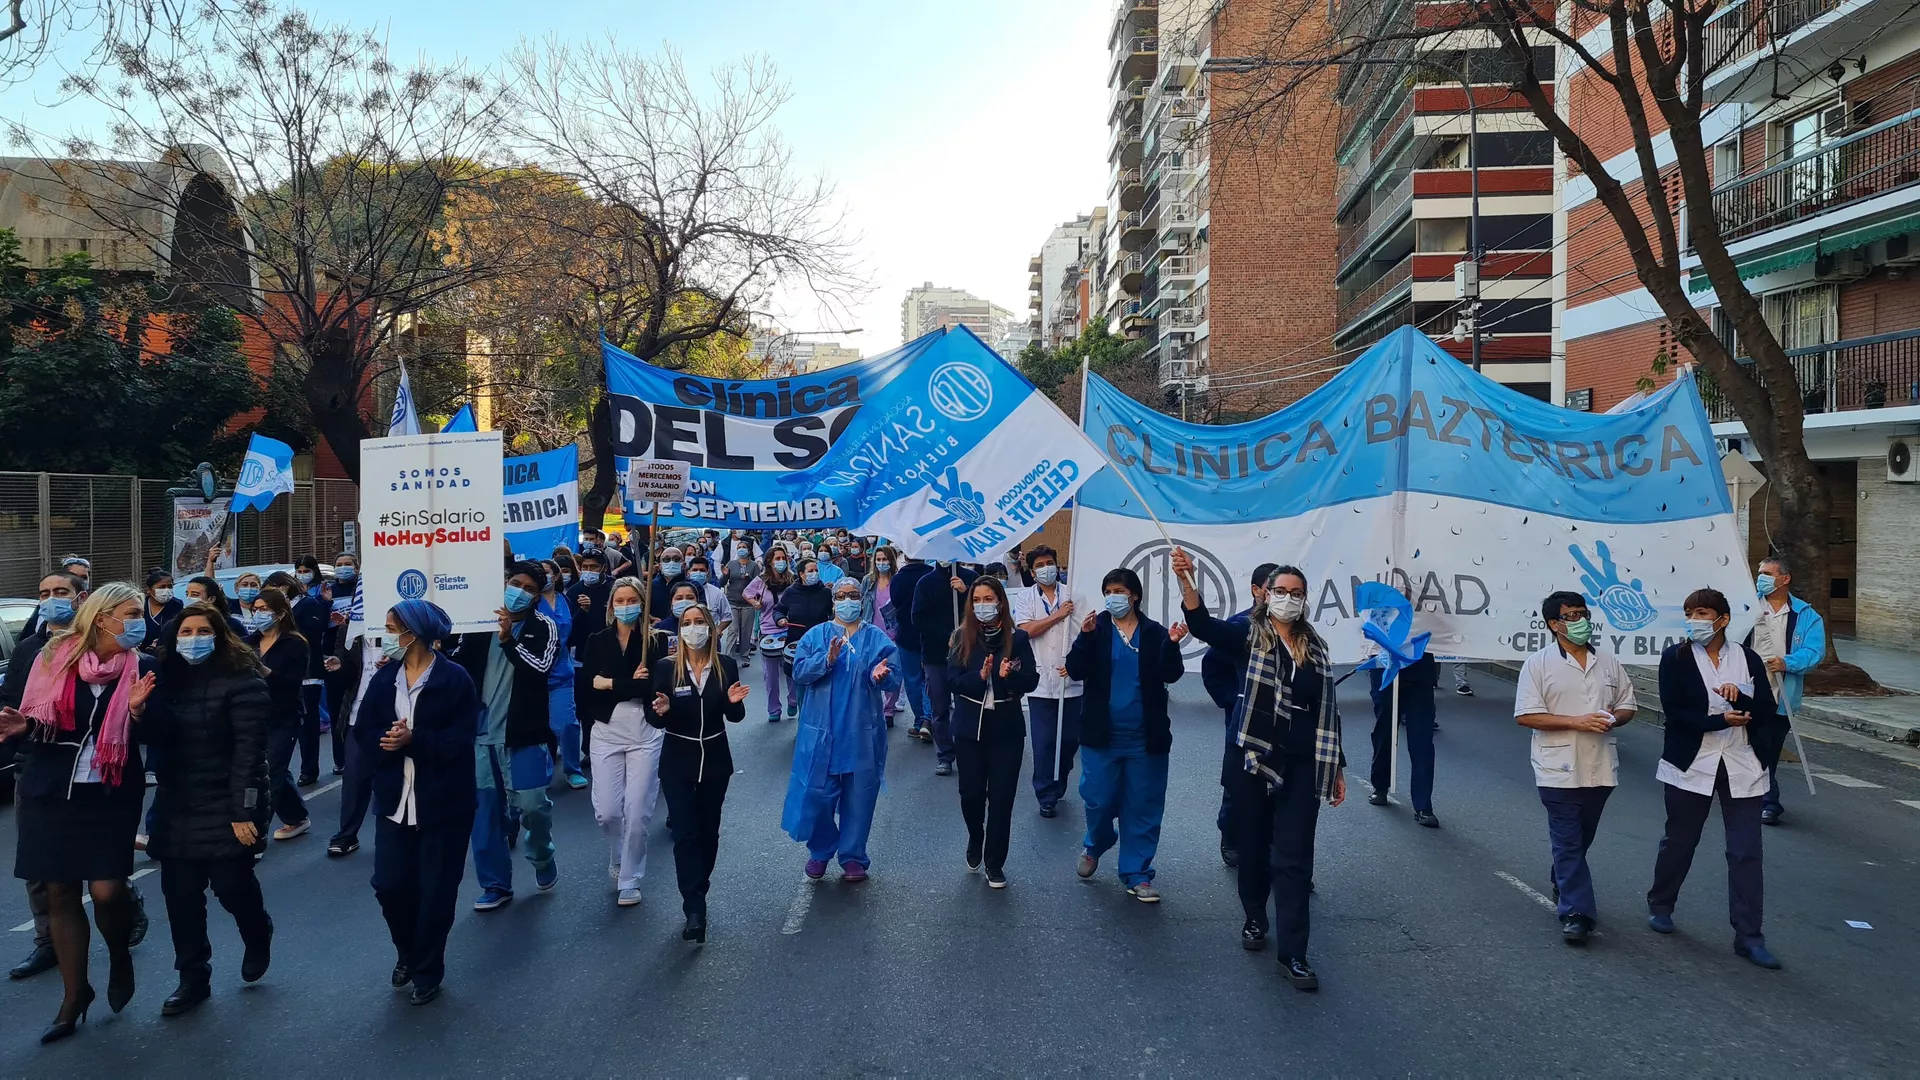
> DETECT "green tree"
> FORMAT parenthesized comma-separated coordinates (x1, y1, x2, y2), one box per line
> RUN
(1020, 322, 1172, 421)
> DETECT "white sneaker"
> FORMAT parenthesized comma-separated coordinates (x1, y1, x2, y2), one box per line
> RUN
(617, 888, 642, 907)
(609, 861, 620, 883)
(273, 821, 311, 841)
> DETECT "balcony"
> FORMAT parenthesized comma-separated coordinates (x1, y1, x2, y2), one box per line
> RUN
(1119, 209, 1157, 251)
(1337, 258, 1413, 330)
(1337, 170, 1415, 271)
(1121, 300, 1154, 333)
(1108, 1, 1157, 50)
(1116, 166, 1146, 210)
(1160, 346, 1199, 387)
(1709, 107, 1920, 245)
(1028, 254, 1042, 274)
(1160, 201, 1198, 233)
(1112, 35, 1159, 85)
(1704, 0, 1895, 104)
(1703, 0, 1843, 72)
(1118, 250, 1147, 290)
(1158, 253, 1197, 283)
(1110, 123, 1144, 167)
(1699, 327, 1920, 422)
(1110, 76, 1147, 123)
(1164, 306, 1205, 330)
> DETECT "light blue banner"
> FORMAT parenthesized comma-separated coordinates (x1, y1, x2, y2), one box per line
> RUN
(1078, 326, 1729, 526)
(502, 446, 578, 558)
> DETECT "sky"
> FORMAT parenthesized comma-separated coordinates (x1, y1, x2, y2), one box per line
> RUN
(0, 0, 1115, 353)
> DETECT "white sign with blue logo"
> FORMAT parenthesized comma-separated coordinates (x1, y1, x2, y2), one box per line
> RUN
(788, 327, 1103, 563)
(358, 431, 505, 635)
(1072, 326, 1757, 666)
(502, 446, 579, 559)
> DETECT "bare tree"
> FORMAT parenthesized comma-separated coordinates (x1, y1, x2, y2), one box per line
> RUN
(503, 37, 861, 521)
(26, 2, 508, 480)
(1209, 0, 1870, 682)
(0, 0, 215, 86)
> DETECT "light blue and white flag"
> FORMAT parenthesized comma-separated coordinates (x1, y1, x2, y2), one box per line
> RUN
(441, 403, 477, 433)
(388, 361, 422, 437)
(502, 446, 579, 558)
(786, 327, 1103, 563)
(1073, 325, 1755, 666)
(232, 433, 295, 514)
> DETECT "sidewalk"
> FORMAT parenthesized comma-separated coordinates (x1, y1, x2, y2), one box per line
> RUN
(1835, 637, 1920, 693)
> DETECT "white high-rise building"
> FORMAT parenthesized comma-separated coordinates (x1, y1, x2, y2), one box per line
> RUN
(900, 282, 1013, 344)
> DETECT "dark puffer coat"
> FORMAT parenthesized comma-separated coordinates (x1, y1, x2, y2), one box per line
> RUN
(146, 663, 271, 861)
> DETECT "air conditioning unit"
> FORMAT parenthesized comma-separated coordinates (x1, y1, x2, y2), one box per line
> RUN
(1816, 249, 1870, 282)
(1890, 437, 1918, 483)
(1886, 233, 1920, 268)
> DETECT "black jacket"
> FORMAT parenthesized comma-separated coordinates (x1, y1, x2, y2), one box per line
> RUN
(1200, 607, 1253, 713)
(449, 610, 559, 750)
(1656, 641, 1786, 774)
(1066, 612, 1186, 755)
(886, 562, 936, 653)
(565, 580, 613, 651)
(291, 594, 331, 678)
(776, 581, 834, 642)
(912, 564, 977, 661)
(354, 657, 481, 828)
(648, 654, 744, 783)
(146, 661, 271, 860)
(254, 633, 310, 729)
(0, 630, 49, 774)
(948, 628, 1041, 742)
(582, 624, 671, 723)
(16, 652, 157, 800)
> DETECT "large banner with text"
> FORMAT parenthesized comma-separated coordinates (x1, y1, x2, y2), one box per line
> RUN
(1072, 325, 1756, 666)
(503, 446, 579, 558)
(359, 431, 505, 634)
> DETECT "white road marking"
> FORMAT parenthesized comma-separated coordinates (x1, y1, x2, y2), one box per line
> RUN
(8, 919, 28, 932)
(1897, 800, 1920, 812)
(1813, 772, 1883, 789)
(780, 879, 814, 935)
(130, 867, 155, 881)
(11, 866, 157, 930)
(1495, 871, 1556, 912)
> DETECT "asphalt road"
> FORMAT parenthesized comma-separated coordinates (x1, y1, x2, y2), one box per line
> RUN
(0, 666, 1916, 1077)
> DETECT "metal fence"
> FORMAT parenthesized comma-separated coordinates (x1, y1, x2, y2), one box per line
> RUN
(0, 471, 358, 598)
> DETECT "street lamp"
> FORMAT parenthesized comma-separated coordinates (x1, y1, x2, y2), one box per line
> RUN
(1205, 53, 1485, 371)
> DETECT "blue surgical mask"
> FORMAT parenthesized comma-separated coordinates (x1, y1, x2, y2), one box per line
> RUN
(380, 635, 409, 662)
(774, 560, 789, 573)
(1034, 565, 1058, 586)
(972, 601, 1000, 623)
(241, 611, 268, 633)
(834, 598, 862, 623)
(335, 568, 357, 584)
(178, 635, 216, 664)
(1754, 573, 1776, 597)
(37, 596, 74, 625)
(874, 559, 891, 573)
(672, 598, 695, 617)
(689, 571, 709, 587)
(580, 571, 602, 586)
(1103, 593, 1133, 618)
(504, 585, 535, 613)
(114, 613, 147, 650)
(1686, 618, 1719, 644)
(803, 571, 820, 586)
(237, 586, 260, 603)
(613, 603, 641, 625)
(297, 572, 315, 586)
(661, 561, 683, 578)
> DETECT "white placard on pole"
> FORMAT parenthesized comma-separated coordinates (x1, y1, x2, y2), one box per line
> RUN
(626, 458, 693, 503)
(359, 431, 506, 635)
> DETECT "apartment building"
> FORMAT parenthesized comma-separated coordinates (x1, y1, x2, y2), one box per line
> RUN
(1028, 213, 1099, 348)
(1104, 0, 1341, 410)
(1561, 4, 1920, 645)
(900, 283, 1015, 345)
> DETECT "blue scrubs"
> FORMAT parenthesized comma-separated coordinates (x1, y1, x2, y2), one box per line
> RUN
(781, 621, 902, 869)
(1080, 626, 1170, 887)
(539, 595, 584, 779)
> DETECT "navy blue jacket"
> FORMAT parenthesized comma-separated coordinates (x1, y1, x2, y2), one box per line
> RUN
(913, 564, 977, 662)
(1200, 607, 1254, 713)
(1065, 612, 1185, 755)
(1656, 641, 1786, 774)
(354, 658, 481, 828)
(886, 561, 937, 654)
(948, 629, 1041, 742)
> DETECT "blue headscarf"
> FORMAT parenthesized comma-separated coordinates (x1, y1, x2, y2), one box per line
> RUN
(390, 599, 452, 643)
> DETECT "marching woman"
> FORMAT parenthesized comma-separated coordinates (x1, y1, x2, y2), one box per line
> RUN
(0, 584, 158, 1041)
(1064, 569, 1187, 903)
(774, 555, 834, 658)
(947, 577, 1040, 888)
(744, 549, 798, 721)
(859, 545, 905, 726)
(657, 580, 703, 636)
(244, 589, 312, 841)
(147, 604, 273, 1016)
(141, 569, 183, 649)
(180, 575, 249, 639)
(784, 578, 902, 881)
(357, 600, 480, 1006)
(584, 578, 671, 907)
(1174, 548, 1345, 992)
(647, 603, 748, 943)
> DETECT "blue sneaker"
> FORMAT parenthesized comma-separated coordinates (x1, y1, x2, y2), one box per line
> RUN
(566, 772, 589, 791)
(1736, 942, 1782, 969)
(473, 888, 513, 912)
(1648, 913, 1675, 934)
(535, 861, 559, 892)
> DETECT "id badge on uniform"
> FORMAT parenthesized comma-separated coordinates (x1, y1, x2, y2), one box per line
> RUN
(675, 686, 695, 697)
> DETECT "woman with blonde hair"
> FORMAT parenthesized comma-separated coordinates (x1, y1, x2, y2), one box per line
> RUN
(583, 576, 671, 906)
(647, 602, 748, 942)
(0, 583, 160, 1040)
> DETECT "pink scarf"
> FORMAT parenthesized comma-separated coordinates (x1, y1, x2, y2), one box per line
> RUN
(19, 638, 138, 787)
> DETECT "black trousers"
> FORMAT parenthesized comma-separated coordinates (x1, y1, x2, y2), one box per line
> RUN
(159, 855, 271, 985)
(955, 734, 1024, 872)
(1648, 766, 1766, 946)
(298, 683, 325, 781)
(660, 771, 730, 917)
(324, 673, 351, 768)
(265, 723, 309, 828)
(1230, 754, 1321, 960)
(372, 816, 472, 991)
(333, 734, 375, 842)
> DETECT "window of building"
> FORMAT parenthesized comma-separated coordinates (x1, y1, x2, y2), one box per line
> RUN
(1713, 138, 1740, 186)
(1768, 100, 1849, 204)
(1417, 218, 1469, 252)
(1763, 283, 1837, 351)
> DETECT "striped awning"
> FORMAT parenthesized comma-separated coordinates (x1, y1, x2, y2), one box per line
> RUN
(1688, 210, 1920, 294)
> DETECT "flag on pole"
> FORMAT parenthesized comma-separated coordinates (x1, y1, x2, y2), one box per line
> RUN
(442, 403, 477, 433)
(232, 434, 296, 514)
(388, 361, 422, 436)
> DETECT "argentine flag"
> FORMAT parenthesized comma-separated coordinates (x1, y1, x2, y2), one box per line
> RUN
(784, 327, 1103, 563)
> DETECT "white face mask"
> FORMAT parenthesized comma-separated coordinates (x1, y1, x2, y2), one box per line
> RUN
(681, 624, 711, 650)
(1269, 593, 1306, 622)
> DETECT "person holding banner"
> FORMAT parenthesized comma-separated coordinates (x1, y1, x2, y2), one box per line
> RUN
(535, 559, 587, 791)
(1744, 556, 1823, 827)
(1368, 653, 1442, 828)
(1012, 547, 1082, 818)
(784, 578, 901, 882)
(914, 563, 979, 776)
(948, 578, 1040, 888)
(1068, 569, 1188, 905)
(647, 603, 748, 943)
(885, 554, 936, 742)
(584, 578, 671, 907)
(1202, 564, 1277, 870)
(1649, 589, 1784, 969)
(1175, 552, 1343, 990)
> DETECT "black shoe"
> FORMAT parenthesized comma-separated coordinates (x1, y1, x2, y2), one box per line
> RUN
(934, 761, 954, 777)
(985, 868, 1007, 889)
(106, 944, 135, 1014)
(161, 981, 210, 1017)
(408, 983, 441, 1006)
(1761, 807, 1783, 826)
(1280, 957, 1319, 991)
(40, 984, 94, 1044)
(683, 912, 708, 944)
(1456, 685, 1474, 697)
(10, 943, 56, 980)
(391, 963, 411, 989)
(965, 842, 983, 874)
(332, 763, 347, 775)
(1561, 916, 1590, 945)
(327, 836, 359, 857)
(1038, 804, 1058, 818)
(1220, 841, 1239, 868)
(1413, 810, 1440, 828)
(241, 920, 272, 983)
(1242, 920, 1268, 951)
(297, 774, 319, 788)
(130, 888, 149, 948)
(1368, 790, 1389, 806)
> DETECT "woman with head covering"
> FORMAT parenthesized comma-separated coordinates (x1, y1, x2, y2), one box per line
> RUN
(0, 583, 160, 1041)
(783, 579, 902, 882)
(355, 599, 480, 1006)
(584, 577, 672, 907)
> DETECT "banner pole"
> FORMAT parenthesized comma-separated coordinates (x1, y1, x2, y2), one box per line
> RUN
(1390, 675, 1401, 797)
(1788, 704, 1816, 795)
(640, 504, 659, 667)
(1070, 362, 1191, 588)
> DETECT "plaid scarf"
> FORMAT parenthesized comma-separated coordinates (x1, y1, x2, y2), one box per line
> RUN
(1232, 622, 1343, 803)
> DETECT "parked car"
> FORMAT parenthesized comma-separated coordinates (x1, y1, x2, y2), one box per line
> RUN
(212, 563, 335, 599)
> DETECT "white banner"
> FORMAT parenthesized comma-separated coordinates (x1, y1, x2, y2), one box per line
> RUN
(359, 431, 505, 635)
(170, 496, 233, 579)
